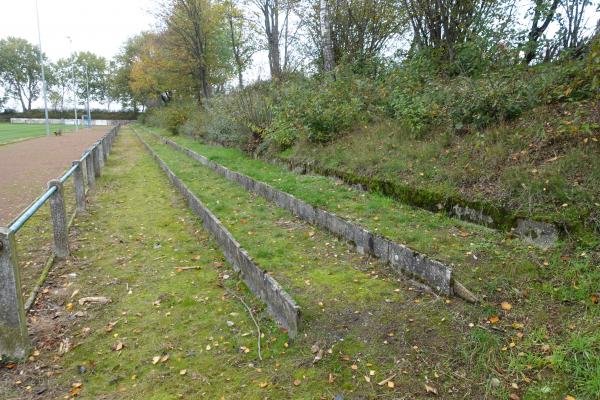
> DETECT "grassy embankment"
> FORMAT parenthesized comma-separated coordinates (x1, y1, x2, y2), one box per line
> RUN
(277, 101, 600, 240)
(142, 124, 600, 399)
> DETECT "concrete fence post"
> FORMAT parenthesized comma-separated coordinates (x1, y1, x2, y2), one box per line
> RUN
(86, 151, 96, 190)
(72, 161, 86, 213)
(94, 144, 102, 177)
(0, 227, 30, 359)
(102, 138, 108, 162)
(48, 180, 69, 258)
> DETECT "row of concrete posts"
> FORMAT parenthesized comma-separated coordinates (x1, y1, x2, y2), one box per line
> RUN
(0, 125, 120, 359)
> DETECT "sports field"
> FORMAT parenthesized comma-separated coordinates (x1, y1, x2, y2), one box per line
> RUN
(0, 122, 75, 145)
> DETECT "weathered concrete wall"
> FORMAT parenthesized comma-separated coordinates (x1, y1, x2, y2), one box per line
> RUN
(135, 133, 301, 337)
(155, 134, 455, 296)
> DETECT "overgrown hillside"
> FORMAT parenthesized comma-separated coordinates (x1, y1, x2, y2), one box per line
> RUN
(143, 46, 600, 240)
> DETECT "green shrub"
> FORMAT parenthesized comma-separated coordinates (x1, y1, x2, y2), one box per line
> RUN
(387, 59, 593, 135)
(204, 95, 250, 147)
(266, 73, 374, 146)
(145, 100, 196, 135)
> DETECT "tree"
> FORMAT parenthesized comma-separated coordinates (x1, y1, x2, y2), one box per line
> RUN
(557, 0, 593, 50)
(319, 0, 335, 74)
(48, 58, 72, 115)
(403, 0, 503, 63)
(226, 0, 258, 88)
(0, 37, 45, 111)
(251, 0, 285, 78)
(302, 0, 406, 68)
(522, 0, 561, 64)
(71, 52, 109, 106)
(111, 34, 148, 111)
(156, 0, 235, 105)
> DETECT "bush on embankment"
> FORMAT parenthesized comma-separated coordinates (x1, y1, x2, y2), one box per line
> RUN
(143, 46, 600, 238)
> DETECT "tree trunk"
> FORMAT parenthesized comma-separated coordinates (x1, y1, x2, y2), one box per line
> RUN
(320, 0, 335, 76)
(264, 0, 281, 79)
(228, 11, 244, 88)
(523, 0, 561, 65)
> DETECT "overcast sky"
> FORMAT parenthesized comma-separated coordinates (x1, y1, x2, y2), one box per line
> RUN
(0, 0, 156, 62)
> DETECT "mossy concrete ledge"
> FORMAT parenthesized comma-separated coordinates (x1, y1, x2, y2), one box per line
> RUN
(154, 133, 477, 301)
(135, 132, 301, 337)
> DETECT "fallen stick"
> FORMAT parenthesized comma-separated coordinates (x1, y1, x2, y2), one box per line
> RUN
(175, 266, 202, 272)
(78, 296, 111, 305)
(225, 287, 263, 361)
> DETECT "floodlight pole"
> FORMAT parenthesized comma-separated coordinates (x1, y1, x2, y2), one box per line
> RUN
(35, 0, 50, 136)
(67, 36, 78, 131)
(85, 66, 91, 127)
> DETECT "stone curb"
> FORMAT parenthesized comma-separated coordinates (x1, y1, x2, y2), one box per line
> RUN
(153, 133, 474, 299)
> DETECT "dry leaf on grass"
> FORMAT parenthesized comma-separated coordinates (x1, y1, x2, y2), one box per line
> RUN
(425, 384, 438, 395)
(501, 302, 513, 311)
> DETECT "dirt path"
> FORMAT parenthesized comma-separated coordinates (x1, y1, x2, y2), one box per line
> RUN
(0, 127, 110, 226)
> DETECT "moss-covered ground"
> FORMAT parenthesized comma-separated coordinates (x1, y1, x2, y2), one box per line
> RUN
(138, 124, 600, 400)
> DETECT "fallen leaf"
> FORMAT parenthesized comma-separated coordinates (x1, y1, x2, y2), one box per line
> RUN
(152, 356, 160, 365)
(387, 381, 395, 388)
(591, 294, 598, 304)
(564, 396, 576, 400)
(425, 384, 438, 395)
(509, 394, 520, 400)
(501, 302, 513, 311)
(112, 342, 124, 351)
(293, 379, 301, 386)
(66, 303, 74, 312)
(328, 373, 335, 384)
(259, 382, 268, 388)
(489, 315, 500, 324)
(313, 349, 323, 363)
(180, 369, 187, 376)
(351, 364, 358, 370)
(160, 354, 169, 363)
(364, 375, 371, 383)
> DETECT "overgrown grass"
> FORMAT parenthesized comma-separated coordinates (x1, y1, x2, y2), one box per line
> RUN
(142, 124, 600, 399)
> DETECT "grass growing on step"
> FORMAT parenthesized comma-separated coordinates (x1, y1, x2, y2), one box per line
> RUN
(140, 125, 600, 399)
(139, 129, 493, 398)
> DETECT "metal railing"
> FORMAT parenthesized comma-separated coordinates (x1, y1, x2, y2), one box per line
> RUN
(0, 124, 123, 359)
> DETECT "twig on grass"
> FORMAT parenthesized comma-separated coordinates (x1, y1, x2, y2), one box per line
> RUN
(224, 286, 263, 361)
